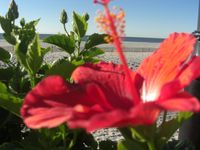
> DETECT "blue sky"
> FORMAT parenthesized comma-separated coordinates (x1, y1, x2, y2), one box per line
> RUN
(0, 0, 199, 38)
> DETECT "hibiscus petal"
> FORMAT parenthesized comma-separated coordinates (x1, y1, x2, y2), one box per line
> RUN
(68, 102, 160, 132)
(130, 102, 161, 125)
(20, 76, 106, 128)
(158, 56, 200, 100)
(24, 107, 73, 128)
(21, 76, 75, 128)
(68, 109, 131, 132)
(72, 62, 137, 108)
(157, 92, 200, 112)
(178, 56, 200, 88)
(21, 75, 135, 130)
(137, 33, 196, 102)
(21, 76, 68, 115)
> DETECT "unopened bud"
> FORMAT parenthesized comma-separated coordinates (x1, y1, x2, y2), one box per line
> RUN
(83, 13, 89, 21)
(6, 0, 19, 21)
(60, 9, 68, 24)
(20, 18, 25, 27)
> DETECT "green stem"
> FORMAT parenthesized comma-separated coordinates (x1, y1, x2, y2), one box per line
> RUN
(68, 130, 79, 149)
(30, 74, 37, 87)
(77, 41, 81, 56)
(63, 24, 69, 36)
(62, 127, 67, 148)
(147, 141, 156, 150)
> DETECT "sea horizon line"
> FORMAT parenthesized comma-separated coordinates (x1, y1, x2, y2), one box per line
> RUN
(0, 33, 165, 43)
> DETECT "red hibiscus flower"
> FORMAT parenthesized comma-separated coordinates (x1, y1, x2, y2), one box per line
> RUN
(21, 32, 200, 132)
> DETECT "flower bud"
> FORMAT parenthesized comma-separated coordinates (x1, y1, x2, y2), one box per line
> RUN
(83, 13, 89, 21)
(20, 18, 25, 27)
(6, 0, 19, 21)
(60, 9, 68, 24)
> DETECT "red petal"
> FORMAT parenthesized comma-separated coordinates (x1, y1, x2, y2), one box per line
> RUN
(178, 56, 200, 87)
(72, 62, 139, 108)
(21, 76, 106, 128)
(21, 71, 160, 131)
(21, 75, 137, 129)
(68, 109, 131, 132)
(137, 33, 196, 101)
(21, 76, 75, 128)
(158, 56, 200, 100)
(24, 107, 73, 128)
(130, 102, 160, 125)
(157, 92, 200, 112)
(68, 102, 160, 132)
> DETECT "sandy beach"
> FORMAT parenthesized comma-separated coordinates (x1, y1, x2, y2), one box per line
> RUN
(0, 39, 159, 67)
(0, 39, 160, 52)
(0, 39, 159, 70)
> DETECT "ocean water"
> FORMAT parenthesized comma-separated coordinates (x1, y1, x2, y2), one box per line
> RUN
(0, 33, 164, 43)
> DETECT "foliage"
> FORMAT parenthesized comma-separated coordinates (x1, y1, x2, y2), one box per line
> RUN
(0, 1, 107, 149)
(43, 11, 107, 62)
(118, 112, 194, 150)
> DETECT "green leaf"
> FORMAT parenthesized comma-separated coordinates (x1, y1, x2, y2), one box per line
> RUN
(117, 139, 147, 150)
(81, 47, 104, 58)
(130, 125, 156, 142)
(3, 33, 16, 45)
(0, 16, 12, 33)
(26, 34, 43, 75)
(0, 94, 22, 117)
(37, 63, 50, 75)
(14, 19, 39, 54)
(0, 82, 22, 116)
(99, 140, 117, 150)
(83, 57, 100, 63)
(17, 41, 31, 54)
(15, 43, 28, 70)
(0, 132, 65, 150)
(156, 112, 192, 147)
(25, 18, 40, 28)
(84, 33, 107, 49)
(177, 111, 193, 122)
(72, 11, 88, 38)
(0, 67, 14, 82)
(163, 140, 195, 150)
(0, 142, 21, 150)
(45, 59, 76, 79)
(0, 82, 7, 93)
(0, 47, 11, 63)
(43, 34, 75, 54)
(157, 119, 180, 145)
(71, 59, 85, 66)
(41, 47, 50, 56)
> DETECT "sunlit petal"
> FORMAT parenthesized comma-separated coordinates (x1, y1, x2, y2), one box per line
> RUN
(157, 92, 200, 112)
(137, 33, 196, 102)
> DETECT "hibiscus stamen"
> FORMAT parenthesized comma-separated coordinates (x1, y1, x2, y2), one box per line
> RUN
(95, 1, 140, 104)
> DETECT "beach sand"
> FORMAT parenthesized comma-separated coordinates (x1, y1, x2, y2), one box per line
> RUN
(0, 39, 160, 51)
